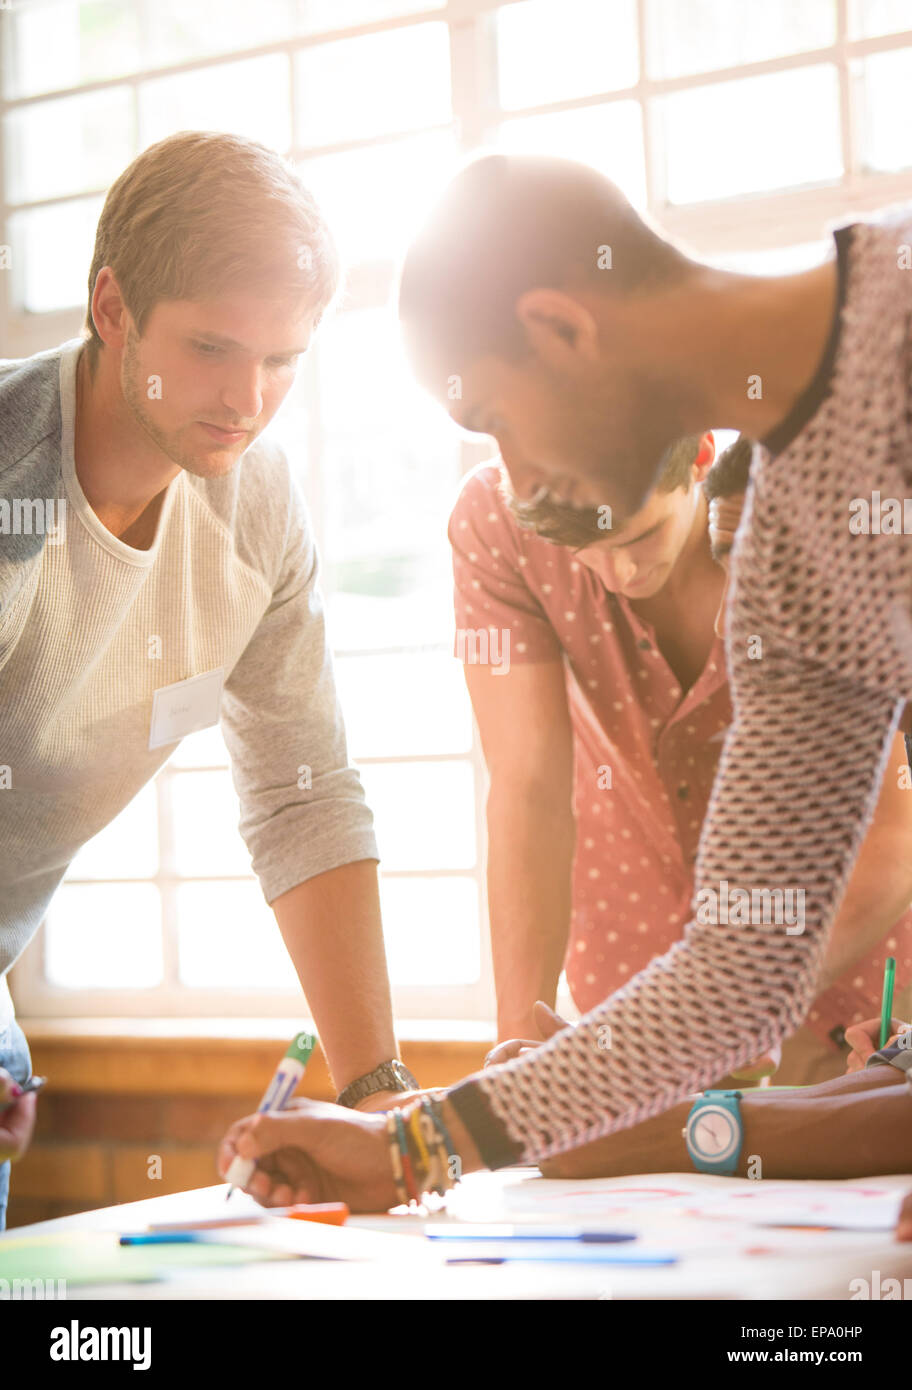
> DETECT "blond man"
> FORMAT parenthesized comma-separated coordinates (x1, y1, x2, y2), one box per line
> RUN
(0, 133, 416, 1227)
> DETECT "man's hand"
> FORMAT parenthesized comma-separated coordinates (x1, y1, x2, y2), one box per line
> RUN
(729, 1043, 782, 1082)
(845, 1015, 911, 1071)
(485, 1001, 570, 1068)
(0, 1068, 38, 1164)
(217, 1098, 399, 1213)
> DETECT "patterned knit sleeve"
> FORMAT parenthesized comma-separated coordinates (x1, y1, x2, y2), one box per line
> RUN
(448, 469, 907, 1167)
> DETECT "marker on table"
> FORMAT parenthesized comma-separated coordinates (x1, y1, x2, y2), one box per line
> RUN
(426, 1225, 636, 1243)
(880, 955, 896, 1048)
(148, 1203, 349, 1233)
(225, 1031, 316, 1201)
(444, 1247, 678, 1266)
(120, 1232, 208, 1247)
(122, 1205, 349, 1245)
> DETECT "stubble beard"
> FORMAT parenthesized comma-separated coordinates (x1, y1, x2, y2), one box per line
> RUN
(121, 331, 242, 479)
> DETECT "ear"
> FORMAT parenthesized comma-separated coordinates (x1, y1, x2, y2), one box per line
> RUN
(91, 266, 132, 351)
(693, 430, 715, 481)
(514, 288, 600, 365)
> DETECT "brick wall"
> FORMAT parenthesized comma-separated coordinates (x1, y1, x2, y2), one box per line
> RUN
(7, 1090, 262, 1228)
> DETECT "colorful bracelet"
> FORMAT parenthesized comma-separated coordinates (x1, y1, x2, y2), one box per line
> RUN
(385, 1112, 409, 1208)
(418, 1107, 444, 1194)
(409, 1105, 431, 1175)
(393, 1111, 419, 1204)
(385, 1097, 463, 1207)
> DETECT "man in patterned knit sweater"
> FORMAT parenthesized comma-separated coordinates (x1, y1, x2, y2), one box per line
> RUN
(452, 435, 912, 1087)
(216, 154, 912, 1210)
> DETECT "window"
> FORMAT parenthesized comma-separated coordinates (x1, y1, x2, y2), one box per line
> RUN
(5, 0, 912, 1020)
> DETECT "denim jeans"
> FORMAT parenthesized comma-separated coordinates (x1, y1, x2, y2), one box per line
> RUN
(0, 1019, 33, 1231)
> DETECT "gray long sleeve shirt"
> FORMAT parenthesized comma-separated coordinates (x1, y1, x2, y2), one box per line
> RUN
(0, 338, 378, 1022)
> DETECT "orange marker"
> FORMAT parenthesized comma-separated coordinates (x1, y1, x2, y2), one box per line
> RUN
(285, 1202, 349, 1225)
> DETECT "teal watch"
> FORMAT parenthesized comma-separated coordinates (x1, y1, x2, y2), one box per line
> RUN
(683, 1090, 744, 1174)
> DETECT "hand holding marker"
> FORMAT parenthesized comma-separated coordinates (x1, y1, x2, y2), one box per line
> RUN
(225, 1031, 316, 1200)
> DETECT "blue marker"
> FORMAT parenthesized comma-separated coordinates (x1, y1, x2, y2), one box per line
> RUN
(426, 1225, 636, 1243)
(120, 1232, 208, 1246)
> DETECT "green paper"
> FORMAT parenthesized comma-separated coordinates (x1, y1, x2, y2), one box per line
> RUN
(0, 1230, 294, 1287)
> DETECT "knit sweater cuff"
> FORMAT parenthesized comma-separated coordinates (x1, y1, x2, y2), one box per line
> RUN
(448, 1077, 525, 1170)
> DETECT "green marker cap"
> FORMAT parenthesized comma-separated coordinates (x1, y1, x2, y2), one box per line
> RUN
(285, 1031, 316, 1067)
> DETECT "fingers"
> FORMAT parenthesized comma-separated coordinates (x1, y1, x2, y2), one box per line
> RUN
(844, 1016, 911, 1072)
(0, 1090, 37, 1163)
(731, 1050, 780, 1081)
(897, 1190, 912, 1242)
(532, 1000, 570, 1040)
(484, 1039, 539, 1068)
(0, 1068, 23, 1107)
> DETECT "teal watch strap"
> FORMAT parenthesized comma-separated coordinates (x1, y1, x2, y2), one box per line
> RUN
(683, 1089, 744, 1175)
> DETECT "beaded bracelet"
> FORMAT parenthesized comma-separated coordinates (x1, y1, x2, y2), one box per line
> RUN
(408, 1105, 431, 1175)
(385, 1112, 410, 1207)
(427, 1096, 458, 1179)
(418, 1106, 447, 1195)
(393, 1111, 419, 1204)
(385, 1097, 463, 1207)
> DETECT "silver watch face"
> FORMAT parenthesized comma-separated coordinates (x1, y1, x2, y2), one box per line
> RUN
(690, 1105, 739, 1162)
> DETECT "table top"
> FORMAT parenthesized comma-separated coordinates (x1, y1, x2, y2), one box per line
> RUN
(4, 1169, 912, 1301)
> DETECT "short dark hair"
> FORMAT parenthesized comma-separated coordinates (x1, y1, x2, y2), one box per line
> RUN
(399, 153, 694, 367)
(506, 433, 703, 548)
(703, 436, 754, 503)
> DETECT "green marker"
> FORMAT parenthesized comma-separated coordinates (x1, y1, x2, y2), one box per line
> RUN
(879, 956, 896, 1049)
(225, 1031, 316, 1199)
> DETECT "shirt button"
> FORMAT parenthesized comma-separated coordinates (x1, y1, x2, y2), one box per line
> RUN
(676, 783, 689, 800)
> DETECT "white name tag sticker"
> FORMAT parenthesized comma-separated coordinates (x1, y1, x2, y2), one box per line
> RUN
(149, 668, 225, 750)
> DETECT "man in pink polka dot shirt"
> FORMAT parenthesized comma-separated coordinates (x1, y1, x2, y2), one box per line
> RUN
(450, 434, 912, 1085)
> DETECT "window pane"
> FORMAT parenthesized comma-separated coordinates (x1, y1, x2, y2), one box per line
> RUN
(299, 128, 459, 265)
(335, 653, 473, 759)
(360, 762, 476, 871)
(660, 66, 842, 204)
(5, 87, 134, 205)
(139, 55, 292, 151)
(2, 0, 139, 100)
(294, 0, 444, 32)
(177, 881, 299, 988)
(709, 241, 830, 275)
(9, 196, 102, 312)
(497, 0, 638, 109)
(294, 23, 451, 148)
(859, 46, 912, 173)
(310, 308, 461, 651)
(144, 0, 295, 68)
(167, 723, 231, 770)
(646, 0, 835, 80)
(498, 101, 647, 210)
(46, 883, 163, 988)
(849, 0, 912, 38)
(168, 770, 253, 878)
(380, 876, 479, 985)
(66, 781, 159, 880)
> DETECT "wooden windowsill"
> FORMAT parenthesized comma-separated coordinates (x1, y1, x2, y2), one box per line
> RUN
(17, 1018, 493, 1098)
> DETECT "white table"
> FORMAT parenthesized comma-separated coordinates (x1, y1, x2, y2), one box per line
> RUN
(4, 1169, 912, 1301)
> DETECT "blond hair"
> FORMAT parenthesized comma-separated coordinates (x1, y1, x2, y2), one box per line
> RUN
(84, 130, 339, 363)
